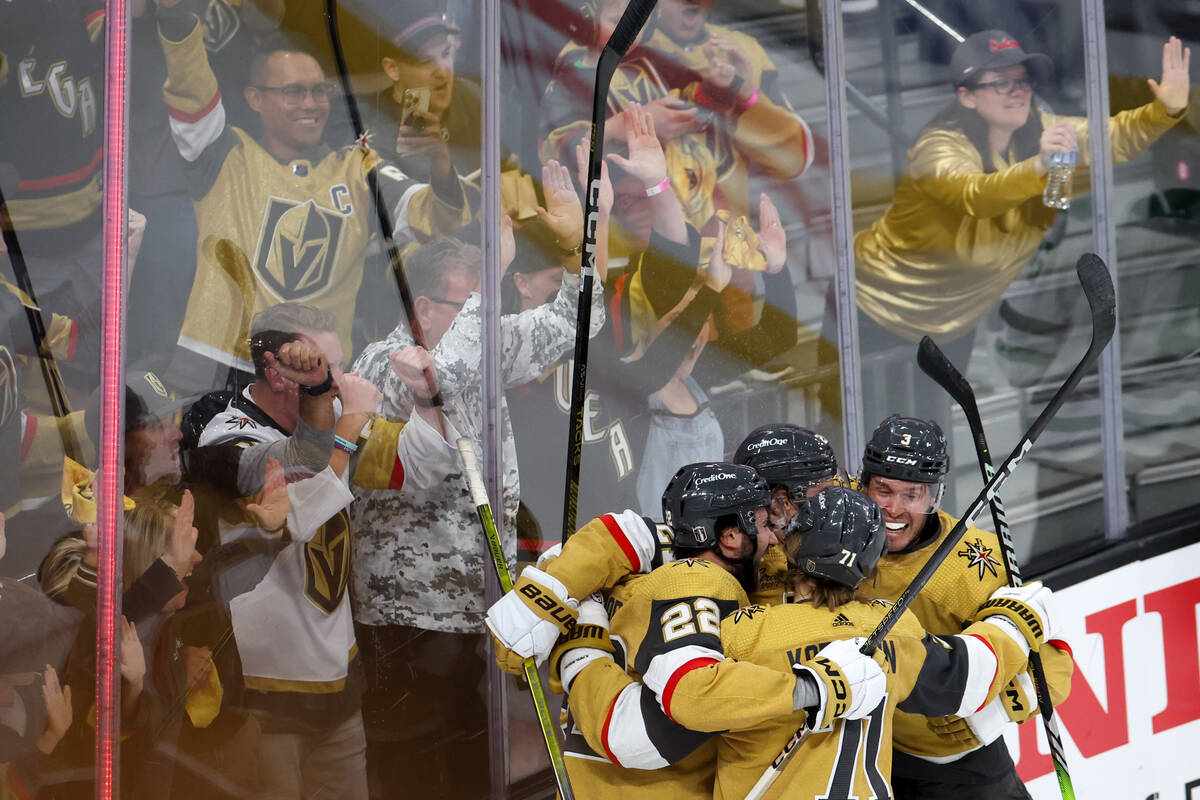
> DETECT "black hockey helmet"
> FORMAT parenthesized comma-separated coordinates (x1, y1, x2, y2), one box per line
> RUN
(733, 424, 839, 501)
(861, 415, 948, 481)
(661, 462, 770, 551)
(783, 487, 886, 589)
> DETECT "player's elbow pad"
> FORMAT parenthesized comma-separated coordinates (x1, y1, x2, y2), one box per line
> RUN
(949, 633, 1000, 717)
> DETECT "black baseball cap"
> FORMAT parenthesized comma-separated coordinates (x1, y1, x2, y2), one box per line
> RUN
(384, 0, 459, 55)
(951, 30, 1053, 88)
(125, 370, 188, 432)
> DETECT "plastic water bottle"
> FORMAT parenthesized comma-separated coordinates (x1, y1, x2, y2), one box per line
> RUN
(1043, 150, 1077, 210)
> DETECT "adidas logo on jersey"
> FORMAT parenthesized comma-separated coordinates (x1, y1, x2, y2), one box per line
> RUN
(832, 613, 854, 628)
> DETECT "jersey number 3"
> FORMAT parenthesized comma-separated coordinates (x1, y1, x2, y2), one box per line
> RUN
(660, 598, 720, 642)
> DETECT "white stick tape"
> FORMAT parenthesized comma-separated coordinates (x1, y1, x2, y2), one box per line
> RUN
(456, 437, 491, 509)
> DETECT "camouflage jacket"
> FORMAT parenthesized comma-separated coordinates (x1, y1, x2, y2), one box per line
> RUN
(350, 272, 604, 633)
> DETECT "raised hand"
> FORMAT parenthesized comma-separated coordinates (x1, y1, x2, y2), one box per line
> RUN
(395, 108, 452, 172)
(338, 371, 382, 417)
(120, 616, 146, 687)
(758, 193, 787, 274)
(245, 457, 289, 535)
(642, 94, 707, 139)
(41, 665, 72, 742)
(607, 103, 670, 189)
(706, 221, 733, 293)
(535, 159, 584, 253)
(389, 346, 439, 405)
(500, 212, 516, 275)
(163, 489, 200, 580)
(703, 33, 753, 95)
(1036, 121, 1078, 174)
(575, 142, 614, 219)
(1148, 36, 1191, 116)
(265, 340, 328, 388)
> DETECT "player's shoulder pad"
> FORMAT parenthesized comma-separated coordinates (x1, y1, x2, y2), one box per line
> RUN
(592, 509, 664, 574)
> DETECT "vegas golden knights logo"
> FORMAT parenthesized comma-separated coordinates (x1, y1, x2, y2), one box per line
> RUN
(201, 0, 241, 53)
(303, 509, 351, 614)
(254, 197, 346, 302)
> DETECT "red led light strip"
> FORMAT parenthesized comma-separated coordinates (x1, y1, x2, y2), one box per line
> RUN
(97, 0, 129, 794)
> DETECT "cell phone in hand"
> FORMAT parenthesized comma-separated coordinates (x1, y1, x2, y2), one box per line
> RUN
(400, 87, 432, 133)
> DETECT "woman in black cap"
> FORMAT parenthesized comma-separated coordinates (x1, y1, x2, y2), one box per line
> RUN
(827, 31, 1189, 448)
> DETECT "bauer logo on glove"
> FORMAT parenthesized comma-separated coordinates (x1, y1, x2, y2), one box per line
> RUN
(977, 596, 1043, 641)
(519, 581, 578, 629)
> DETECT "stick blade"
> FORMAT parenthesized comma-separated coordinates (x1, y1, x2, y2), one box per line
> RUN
(916, 336, 977, 417)
(1075, 253, 1117, 346)
(605, 0, 657, 55)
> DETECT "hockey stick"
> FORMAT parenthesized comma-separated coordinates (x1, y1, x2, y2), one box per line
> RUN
(916, 335, 1076, 800)
(458, 437, 576, 800)
(320, 4, 571, 795)
(0, 183, 83, 461)
(561, 0, 658, 544)
(744, 252, 1113, 800)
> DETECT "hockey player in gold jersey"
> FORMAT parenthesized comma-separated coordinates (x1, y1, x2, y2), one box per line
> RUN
(858, 415, 1074, 799)
(484, 423, 844, 670)
(489, 462, 796, 797)
(562, 486, 1060, 800)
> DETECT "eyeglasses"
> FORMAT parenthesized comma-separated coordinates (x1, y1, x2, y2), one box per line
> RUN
(973, 77, 1036, 96)
(253, 81, 336, 104)
(424, 296, 467, 311)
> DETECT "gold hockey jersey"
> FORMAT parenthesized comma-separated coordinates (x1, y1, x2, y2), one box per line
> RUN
(562, 558, 755, 798)
(700, 599, 1032, 799)
(863, 509, 1074, 763)
(160, 22, 470, 371)
(540, 509, 677, 601)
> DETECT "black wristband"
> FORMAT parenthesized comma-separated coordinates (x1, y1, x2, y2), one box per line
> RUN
(300, 367, 334, 396)
(414, 391, 444, 409)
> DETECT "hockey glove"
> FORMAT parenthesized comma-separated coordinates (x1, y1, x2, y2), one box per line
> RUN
(550, 594, 615, 694)
(485, 566, 579, 674)
(536, 542, 563, 570)
(792, 637, 886, 731)
(927, 668, 1039, 749)
(975, 582, 1056, 653)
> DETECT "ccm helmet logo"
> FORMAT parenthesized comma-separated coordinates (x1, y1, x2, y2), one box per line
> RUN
(695, 472, 738, 485)
(885, 455, 918, 466)
(747, 437, 788, 451)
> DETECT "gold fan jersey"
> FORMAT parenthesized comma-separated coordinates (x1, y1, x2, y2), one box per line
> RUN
(0, 0, 104, 239)
(562, 558, 752, 799)
(646, 24, 814, 219)
(159, 21, 470, 371)
(854, 101, 1183, 344)
(862, 509, 1074, 765)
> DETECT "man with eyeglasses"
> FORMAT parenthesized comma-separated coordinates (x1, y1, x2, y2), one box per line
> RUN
(153, 2, 473, 395)
(856, 415, 1075, 800)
